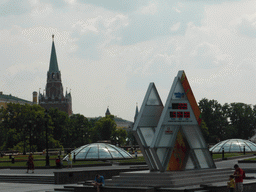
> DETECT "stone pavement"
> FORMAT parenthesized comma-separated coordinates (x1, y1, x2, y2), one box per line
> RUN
(0, 156, 256, 192)
(0, 183, 74, 192)
(0, 163, 131, 175)
(0, 165, 132, 192)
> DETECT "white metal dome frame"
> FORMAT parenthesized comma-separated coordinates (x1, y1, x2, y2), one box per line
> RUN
(63, 143, 133, 160)
(209, 139, 256, 153)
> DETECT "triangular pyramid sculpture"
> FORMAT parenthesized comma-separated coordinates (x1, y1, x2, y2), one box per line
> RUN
(150, 70, 216, 172)
(133, 83, 164, 171)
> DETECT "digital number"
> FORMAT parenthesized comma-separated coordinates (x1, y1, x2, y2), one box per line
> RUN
(170, 112, 176, 118)
(177, 112, 183, 118)
(172, 103, 187, 110)
(170, 111, 190, 119)
(184, 112, 190, 118)
(178, 103, 187, 109)
(172, 103, 179, 109)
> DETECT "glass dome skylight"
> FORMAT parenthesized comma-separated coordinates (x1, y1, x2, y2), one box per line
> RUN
(209, 139, 256, 153)
(63, 143, 133, 160)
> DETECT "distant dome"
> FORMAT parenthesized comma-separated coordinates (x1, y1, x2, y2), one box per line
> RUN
(209, 139, 256, 153)
(63, 143, 133, 160)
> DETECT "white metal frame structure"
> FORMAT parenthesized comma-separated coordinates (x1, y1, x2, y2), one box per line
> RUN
(150, 71, 215, 172)
(133, 71, 215, 172)
(132, 83, 164, 171)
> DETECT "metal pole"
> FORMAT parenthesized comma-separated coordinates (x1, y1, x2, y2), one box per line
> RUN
(23, 124, 26, 155)
(29, 122, 32, 153)
(45, 110, 49, 166)
(222, 148, 224, 160)
(23, 132, 26, 155)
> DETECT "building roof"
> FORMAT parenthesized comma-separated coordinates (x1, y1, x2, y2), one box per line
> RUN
(49, 35, 59, 73)
(0, 93, 32, 104)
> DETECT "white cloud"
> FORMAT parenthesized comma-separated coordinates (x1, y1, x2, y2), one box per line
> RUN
(2, 0, 256, 121)
(139, 1, 158, 15)
(175, 1, 256, 105)
(172, 2, 184, 13)
(170, 22, 180, 31)
(30, 1, 52, 18)
(72, 18, 99, 33)
(237, 12, 256, 38)
(64, 0, 76, 4)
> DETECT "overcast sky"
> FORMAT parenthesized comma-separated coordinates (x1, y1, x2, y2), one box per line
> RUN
(1, 0, 256, 121)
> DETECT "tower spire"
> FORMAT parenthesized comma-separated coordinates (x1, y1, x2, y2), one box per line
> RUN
(49, 35, 59, 73)
(134, 102, 139, 122)
(105, 106, 111, 116)
(39, 35, 72, 116)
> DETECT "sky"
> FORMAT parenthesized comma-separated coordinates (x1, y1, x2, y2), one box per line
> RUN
(1, 0, 256, 121)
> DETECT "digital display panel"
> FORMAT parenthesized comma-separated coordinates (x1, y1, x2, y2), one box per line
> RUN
(170, 112, 176, 118)
(184, 112, 190, 118)
(172, 103, 187, 110)
(177, 112, 183, 118)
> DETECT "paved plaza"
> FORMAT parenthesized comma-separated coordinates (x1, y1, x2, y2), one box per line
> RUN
(0, 156, 256, 192)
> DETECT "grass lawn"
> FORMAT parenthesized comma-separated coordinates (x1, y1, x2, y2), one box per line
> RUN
(0, 152, 252, 167)
(0, 160, 109, 167)
(113, 152, 252, 163)
(0, 154, 60, 161)
(241, 157, 256, 161)
(114, 156, 145, 163)
(0, 154, 110, 167)
(212, 153, 252, 159)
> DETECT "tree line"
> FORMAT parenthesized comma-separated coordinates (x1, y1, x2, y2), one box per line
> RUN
(199, 98, 256, 143)
(0, 98, 255, 153)
(0, 103, 128, 153)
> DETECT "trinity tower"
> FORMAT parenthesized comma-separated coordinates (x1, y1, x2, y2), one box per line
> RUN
(39, 35, 72, 115)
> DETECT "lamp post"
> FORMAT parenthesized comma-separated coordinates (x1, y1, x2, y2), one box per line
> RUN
(29, 120, 32, 153)
(45, 110, 50, 167)
(23, 124, 27, 155)
(81, 125, 84, 145)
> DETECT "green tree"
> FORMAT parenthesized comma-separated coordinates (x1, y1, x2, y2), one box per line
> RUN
(199, 120, 209, 142)
(69, 114, 91, 148)
(0, 103, 46, 152)
(126, 130, 137, 146)
(199, 98, 228, 143)
(92, 115, 117, 142)
(0, 103, 63, 152)
(27, 104, 47, 152)
(228, 103, 255, 139)
(48, 108, 70, 147)
(0, 103, 26, 150)
(112, 128, 127, 146)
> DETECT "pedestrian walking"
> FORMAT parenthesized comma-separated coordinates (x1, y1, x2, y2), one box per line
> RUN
(67, 152, 72, 168)
(26, 153, 34, 173)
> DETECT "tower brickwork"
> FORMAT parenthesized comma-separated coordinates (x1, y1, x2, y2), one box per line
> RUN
(39, 35, 72, 115)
